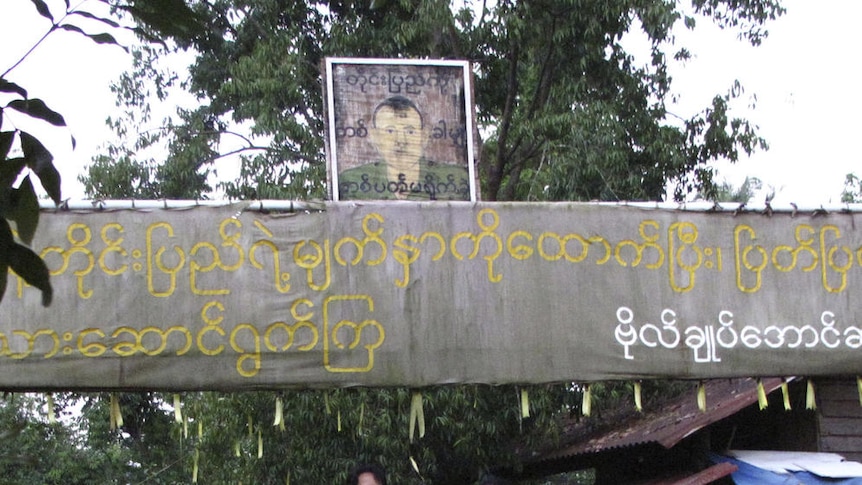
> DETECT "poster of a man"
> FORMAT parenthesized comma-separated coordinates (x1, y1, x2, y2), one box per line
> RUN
(324, 58, 477, 201)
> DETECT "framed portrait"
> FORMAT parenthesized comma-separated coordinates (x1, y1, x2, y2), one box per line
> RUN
(324, 58, 478, 202)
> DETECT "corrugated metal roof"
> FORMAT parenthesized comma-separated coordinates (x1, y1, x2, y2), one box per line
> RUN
(534, 378, 786, 462)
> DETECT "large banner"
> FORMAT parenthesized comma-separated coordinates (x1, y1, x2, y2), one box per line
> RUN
(2, 202, 862, 390)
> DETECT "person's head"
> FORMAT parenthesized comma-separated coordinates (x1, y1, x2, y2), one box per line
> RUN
(479, 473, 511, 485)
(370, 96, 426, 170)
(347, 463, 387, 485)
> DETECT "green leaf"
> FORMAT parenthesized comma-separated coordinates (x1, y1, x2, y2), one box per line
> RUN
(6, 175, 40, 245)
(20, 132, 61, 204)
(8, 241, 53, 306)
(7, 99, 67, 126)
(0, 219, 13, 304)
(87, 32, 125, 49)
(0, 131, 14, 160)
(0, 157, 27, 190)
(29, 0, 53, 22)
(58, 24, 126, 50)
(68, 10, 121, 28)
(0, 259, 7, 305)
(0, 79, 28, 98)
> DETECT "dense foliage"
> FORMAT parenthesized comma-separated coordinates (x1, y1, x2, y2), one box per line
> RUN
(85, 0, 782, 204)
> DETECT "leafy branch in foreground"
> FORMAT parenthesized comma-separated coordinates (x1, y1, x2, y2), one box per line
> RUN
(0, 78, 64, 306)
(1, 0, 205, 305)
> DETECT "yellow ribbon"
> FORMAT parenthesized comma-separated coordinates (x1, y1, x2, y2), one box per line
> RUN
(409, 392, 425, 441)
(582, 384, 591, 417)
(410, 456, 423, 480)
(110, 394, 123, 430)
(806, 379, 817, 410)
(697, 381, 706, 412)
(46, 394, 55, 424)
(781, 379, 791, 411)
(173, 394, 183, 424)
(192, 448, 199, 483)
(520, 389, 530, 419)
(273, 396, 284, 430)
(757, 379, 769, 410)
(634, 382, 643, 412)
(857, 376, 862, 407)
(257, 429, 263, 458)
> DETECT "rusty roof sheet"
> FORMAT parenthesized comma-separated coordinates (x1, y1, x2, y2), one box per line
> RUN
(535, 378, 786, 463)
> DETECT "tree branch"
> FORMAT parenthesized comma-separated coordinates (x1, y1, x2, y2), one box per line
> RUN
(489, 37, 520, 201)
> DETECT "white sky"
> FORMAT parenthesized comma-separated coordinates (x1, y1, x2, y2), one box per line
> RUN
(1, 0, 859, 204)
(666, 0, 862, 205)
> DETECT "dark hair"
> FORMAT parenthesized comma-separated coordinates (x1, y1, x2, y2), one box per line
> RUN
(372, 95, 423, 128)
(479, 474, 511, 485)
(347, 463, 387, 485)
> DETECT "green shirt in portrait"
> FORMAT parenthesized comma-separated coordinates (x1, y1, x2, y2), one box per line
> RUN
(338, 159, 470, 201)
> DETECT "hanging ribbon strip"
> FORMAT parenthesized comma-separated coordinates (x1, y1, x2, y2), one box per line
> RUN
(757, 379, 769, 410)
(173, 394, 183, 424)
(46, 394, 56, 424)
(273, 396, 284, 431)
(109, 394, 123, 430)
(409, 392, 425, 442)
(410, 456, 423, 480)
(581, 384, 591, 417)
(633, 382, 643, 412)
(781, 379, 792, 411)
(337, 410, 342, 432)
(192, 448, 199, 483)
(806, 379, 817, 410)
(697, 381, 707, 412)
(857, 376, 862, 407)
(234, 440, 241, 457)
(520, 389, 530, 419)
(257, 429, 263, 459)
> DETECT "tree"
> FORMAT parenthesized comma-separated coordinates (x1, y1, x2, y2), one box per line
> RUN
(841, 173, 862, 203)
(85, 0, 782, 204)
(0, 393, 124, 484)
(74, 0, 786, 483)
(698, 175, 772, 204)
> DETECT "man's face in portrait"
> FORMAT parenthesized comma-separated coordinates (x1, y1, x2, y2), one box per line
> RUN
(370, 103, 425, 171)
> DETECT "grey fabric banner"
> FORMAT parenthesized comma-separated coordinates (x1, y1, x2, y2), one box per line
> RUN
(3, 202, 861, 390)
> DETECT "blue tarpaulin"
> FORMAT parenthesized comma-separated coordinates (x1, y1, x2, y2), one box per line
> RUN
(710, 452, 862, 485)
